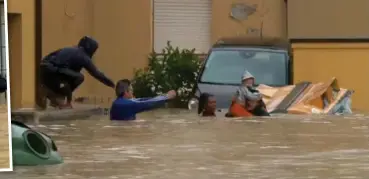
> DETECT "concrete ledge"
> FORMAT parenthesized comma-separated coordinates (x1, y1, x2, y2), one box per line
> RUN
(11, 104, 104, 124)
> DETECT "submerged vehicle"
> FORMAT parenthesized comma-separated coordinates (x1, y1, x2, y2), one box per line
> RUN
(12, 120, 63, 166)
(188, 37, 291, 109)
(188, 37, 353, 114)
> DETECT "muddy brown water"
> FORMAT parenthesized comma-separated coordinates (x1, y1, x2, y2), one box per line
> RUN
(3, 109, 369, 178)
(0, 106, 10, 170)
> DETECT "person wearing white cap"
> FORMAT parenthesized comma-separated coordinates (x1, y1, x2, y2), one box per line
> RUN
(225, 70, 270, 117)
(241, 70, 255, 87)
(236, 70, 256, 104)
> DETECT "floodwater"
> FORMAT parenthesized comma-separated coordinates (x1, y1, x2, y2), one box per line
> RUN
(0, 105, 10, 169)
(4, 109, 369, 179)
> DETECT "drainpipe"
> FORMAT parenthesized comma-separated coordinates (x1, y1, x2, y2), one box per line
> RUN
(35, 0, 45, 109)
(284, 0, 288, 39)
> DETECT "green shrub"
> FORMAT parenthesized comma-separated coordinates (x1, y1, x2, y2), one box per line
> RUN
(132, 41, 202, 108)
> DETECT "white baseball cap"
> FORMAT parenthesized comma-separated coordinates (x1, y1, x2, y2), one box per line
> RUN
(242, 70, 255, 81)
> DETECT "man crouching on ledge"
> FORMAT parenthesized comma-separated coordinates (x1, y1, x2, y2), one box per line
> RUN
(110, 79, 177, 120)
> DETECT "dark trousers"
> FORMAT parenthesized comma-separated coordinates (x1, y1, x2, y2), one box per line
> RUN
(0, 76, 6, 93)
(40, 63, 84, 102)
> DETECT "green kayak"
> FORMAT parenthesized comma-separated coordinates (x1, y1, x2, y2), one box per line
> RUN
(12, 120, 63, 166)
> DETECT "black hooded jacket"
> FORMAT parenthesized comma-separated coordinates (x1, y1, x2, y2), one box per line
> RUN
(0, 75, 6, 93)
(41, 36, 114, 87)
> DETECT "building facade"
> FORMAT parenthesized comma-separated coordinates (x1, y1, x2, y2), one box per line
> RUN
(288, 0, 369, 111)
(7, 0, 287, 109)
(7, 0, 369, 111)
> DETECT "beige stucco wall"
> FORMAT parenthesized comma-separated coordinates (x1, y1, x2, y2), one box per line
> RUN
(212, 0, 287, 43)
(288, 0, 369, 38)
(8, 0, 36, 109)
(89, 0, 152, 107)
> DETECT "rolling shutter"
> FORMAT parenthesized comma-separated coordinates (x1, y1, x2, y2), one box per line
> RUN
(153, 0, 211, 53)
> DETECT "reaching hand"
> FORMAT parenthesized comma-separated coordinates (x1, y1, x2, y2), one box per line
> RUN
(166, 90, 177, 99)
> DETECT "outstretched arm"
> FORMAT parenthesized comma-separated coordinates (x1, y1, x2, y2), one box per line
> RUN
(131, 96, 169, 113)
(132, 97, 152, 101)
(83, 57, 115, 88)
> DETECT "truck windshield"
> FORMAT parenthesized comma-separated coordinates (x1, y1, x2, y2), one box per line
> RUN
(200, 49, 288, 86)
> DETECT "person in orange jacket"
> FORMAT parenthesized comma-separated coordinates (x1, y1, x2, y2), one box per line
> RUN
(227, 86, 269, 117)
(226, 70, 269, 117)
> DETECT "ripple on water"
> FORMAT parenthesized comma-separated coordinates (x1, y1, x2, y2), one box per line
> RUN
(229, 119, 266, 124)
(293, 149, 369, 159)
(102, 125, 148, 129)
(49, 127, 63, 130)
(49, 124, 67, 127)
(127, 155, 151, 159)
(352, 126, 368, 130)
(166, 119, 194, 124)
(300, 120, 331, 124)
(260, 146, 291, 149)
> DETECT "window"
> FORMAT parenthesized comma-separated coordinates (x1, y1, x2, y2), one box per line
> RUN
(153, 0, 211, 53)
(200, 49, 288, 86)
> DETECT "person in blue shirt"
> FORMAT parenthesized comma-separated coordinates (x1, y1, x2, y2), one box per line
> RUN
(110, 79, 177, 120)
